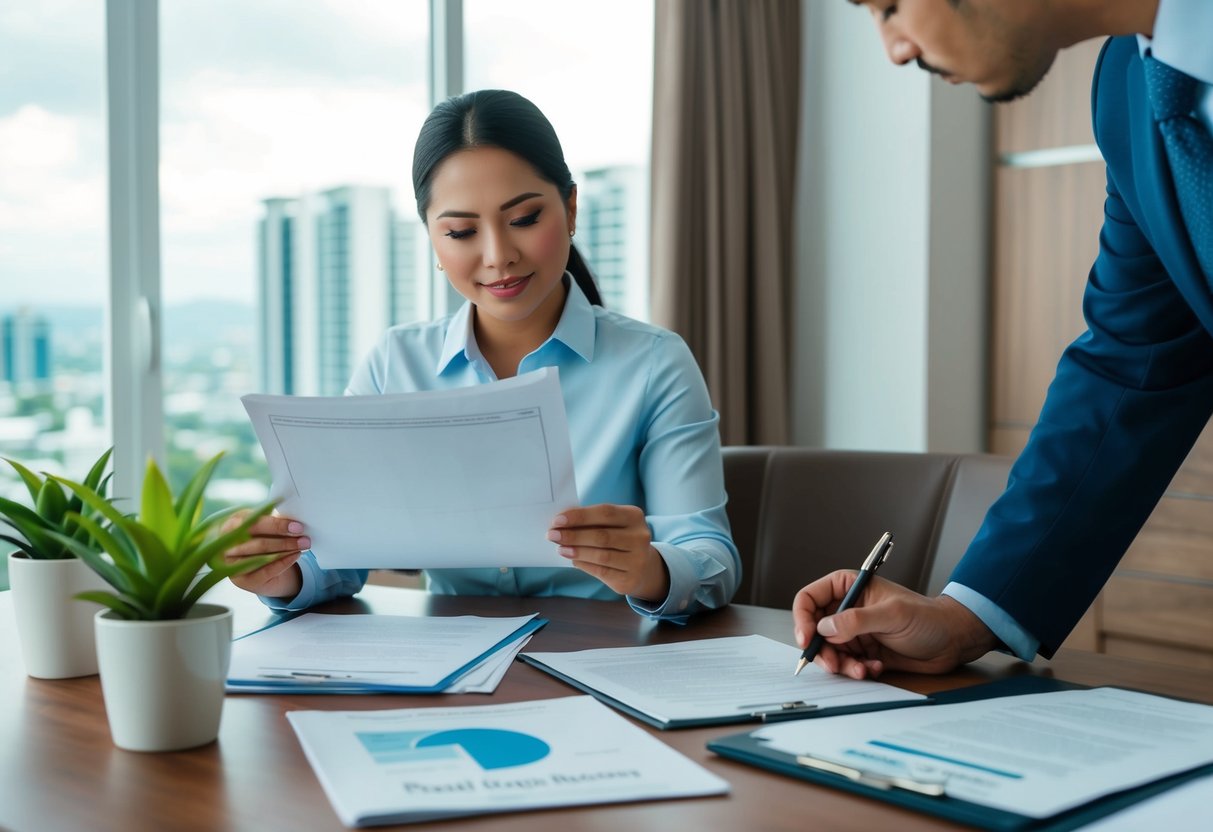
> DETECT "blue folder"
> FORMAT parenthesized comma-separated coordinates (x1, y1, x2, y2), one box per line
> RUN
(707, 675, 1213, 831)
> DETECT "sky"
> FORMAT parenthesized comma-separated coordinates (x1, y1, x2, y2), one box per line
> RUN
(0, 0, 653, 307)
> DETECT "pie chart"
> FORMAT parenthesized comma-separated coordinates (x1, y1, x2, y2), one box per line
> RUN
(415, 728, 550, 770)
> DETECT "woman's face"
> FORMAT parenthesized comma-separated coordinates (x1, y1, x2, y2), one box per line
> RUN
(425, 146, 576, 329)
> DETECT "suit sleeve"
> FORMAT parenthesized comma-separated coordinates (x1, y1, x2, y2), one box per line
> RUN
(950, 44, 1213, 656)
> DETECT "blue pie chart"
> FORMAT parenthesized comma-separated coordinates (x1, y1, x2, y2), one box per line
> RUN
(415, 728, 550, 770)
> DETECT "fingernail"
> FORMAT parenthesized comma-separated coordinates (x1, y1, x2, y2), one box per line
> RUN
(818, 617, 837, 637)
(552, 514, 568, 527)
(794, 628, 803, 645)
(557, 546, 575, 558)
(288, 521, 304, 533)
(297, 537, 311, 549)
(546, 530, 562, 542)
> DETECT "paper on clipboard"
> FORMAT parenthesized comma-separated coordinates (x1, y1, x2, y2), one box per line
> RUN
(242, 367, 578, 569)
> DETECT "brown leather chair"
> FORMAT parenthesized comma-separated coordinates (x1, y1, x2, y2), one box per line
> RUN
(721, 447, 1012, 608)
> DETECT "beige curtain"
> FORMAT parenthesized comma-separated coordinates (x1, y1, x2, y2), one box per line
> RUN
(650, 0, 800, 446)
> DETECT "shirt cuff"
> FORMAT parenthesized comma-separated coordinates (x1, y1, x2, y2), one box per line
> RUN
(942, 582, 1039, 662)
(625, 542, 694, 624)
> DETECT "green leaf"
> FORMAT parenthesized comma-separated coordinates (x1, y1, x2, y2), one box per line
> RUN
(50, 476, 139, 562)
(0, 533, 38, 558)
(172, 453, 223, 553)
(83, 447, 113, 491)
(154, 500, 276, 614)
(35, 479, 68, 526)
(175, 552, 284, 616)
(0, 496, 63, 558)
(139, 458, 177, 549)
(3, 457, 44, 504)
(118, 520, 174, 584)
(55, 515, 155, 599)
(43, 529, 133, 593)
(74, 590, 148, 621)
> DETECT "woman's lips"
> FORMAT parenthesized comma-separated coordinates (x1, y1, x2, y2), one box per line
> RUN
(483, 273, 534, 298)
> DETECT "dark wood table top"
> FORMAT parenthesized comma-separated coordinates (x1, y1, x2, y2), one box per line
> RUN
(3, 583, 1211, 832)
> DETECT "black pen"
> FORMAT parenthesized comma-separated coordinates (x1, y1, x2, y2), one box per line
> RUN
(794, 531, 894, 676)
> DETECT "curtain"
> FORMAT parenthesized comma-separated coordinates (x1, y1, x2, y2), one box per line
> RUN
(650, 0, 801, 445)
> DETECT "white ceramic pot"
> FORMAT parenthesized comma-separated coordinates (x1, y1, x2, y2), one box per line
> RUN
(9, 551, 107, 679)
(94, 603, 233, 752)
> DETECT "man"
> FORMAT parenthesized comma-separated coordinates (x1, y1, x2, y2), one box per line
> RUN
(795, 0, 1213, 678)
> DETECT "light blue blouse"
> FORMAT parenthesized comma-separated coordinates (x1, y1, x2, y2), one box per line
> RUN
(264, 277, 740, 622)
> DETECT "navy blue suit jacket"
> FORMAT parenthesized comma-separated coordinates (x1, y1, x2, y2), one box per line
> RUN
(951, 36, 1213, 658)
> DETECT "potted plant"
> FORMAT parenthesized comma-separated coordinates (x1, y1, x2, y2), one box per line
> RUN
(1, 449, 113, 679)
(50, 453, 280, 752)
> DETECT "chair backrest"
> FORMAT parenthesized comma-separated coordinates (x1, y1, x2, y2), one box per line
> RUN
(721, 446, 1012, 609)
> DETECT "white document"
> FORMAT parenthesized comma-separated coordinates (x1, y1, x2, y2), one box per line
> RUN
(521, 635, 925, 727)
(227, 613, 541, 693)
(287, 696, 729, 827)
(443, 635, 533, 695)
(242, 367, 578, 569)
(1082, 773, 1213, 829)
(754, 687, 1213, 818)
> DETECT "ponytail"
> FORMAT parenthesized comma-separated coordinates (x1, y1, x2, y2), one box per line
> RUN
(566, 244, 603, 307)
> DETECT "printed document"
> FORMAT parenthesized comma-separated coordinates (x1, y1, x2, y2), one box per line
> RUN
(288, 695, 729, 827)
(754, 687, 1213, 818)
(227, 613, 543, 694)
(521, 635, 925, 727)
(242, 367, 578, 569)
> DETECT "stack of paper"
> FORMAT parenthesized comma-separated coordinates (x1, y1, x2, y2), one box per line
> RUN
(288, 696, 729, 827)
(227, 613, 545, 694)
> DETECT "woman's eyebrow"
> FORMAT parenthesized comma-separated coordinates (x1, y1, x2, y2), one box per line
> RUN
(435, 192, 543, 220)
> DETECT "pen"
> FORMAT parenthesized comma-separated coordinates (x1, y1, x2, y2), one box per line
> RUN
(794, 531, 894, 676)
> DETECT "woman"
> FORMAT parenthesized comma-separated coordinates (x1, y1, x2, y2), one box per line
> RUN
(227, 90, 738, 621)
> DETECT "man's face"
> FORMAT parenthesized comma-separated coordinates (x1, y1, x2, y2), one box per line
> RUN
(848, 0, 1058, 103)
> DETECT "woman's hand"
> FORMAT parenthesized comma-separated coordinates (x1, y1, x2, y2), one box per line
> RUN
(223, 512, 309, 599)
(547, 504, 670, 602)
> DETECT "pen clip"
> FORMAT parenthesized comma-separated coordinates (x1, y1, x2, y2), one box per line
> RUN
(795, 752, 947, 797)
(861, 532, 895, 573)
(748, 701, 820, 721)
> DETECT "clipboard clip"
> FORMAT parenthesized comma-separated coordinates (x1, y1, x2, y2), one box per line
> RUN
(795, 752, 948, 797)
(748, 701, 820, 721)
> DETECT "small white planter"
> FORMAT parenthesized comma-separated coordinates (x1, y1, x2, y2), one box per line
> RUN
(95, 603, 233, 752)
(9, 551, 107, 679)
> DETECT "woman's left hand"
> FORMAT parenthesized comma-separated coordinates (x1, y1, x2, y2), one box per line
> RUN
(548, 504, 670, 602)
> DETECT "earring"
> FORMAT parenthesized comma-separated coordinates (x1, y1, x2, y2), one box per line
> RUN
(437, 262, 445, 272)
(569, 230, 576, 238)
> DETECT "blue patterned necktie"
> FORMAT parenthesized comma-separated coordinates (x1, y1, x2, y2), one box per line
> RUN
(1142, 55, 1213, 280)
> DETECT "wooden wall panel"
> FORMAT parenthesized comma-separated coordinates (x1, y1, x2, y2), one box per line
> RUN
(989, 162, 1104, 427)
(1104, 636, 1213, 670)
(995, 38, 1105, 153)
(1102, 576, 1213, 652)
(1120, 496, 1213, 582)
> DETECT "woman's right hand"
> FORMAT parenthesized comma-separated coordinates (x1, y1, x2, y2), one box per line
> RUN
(222, 512, 310, 599)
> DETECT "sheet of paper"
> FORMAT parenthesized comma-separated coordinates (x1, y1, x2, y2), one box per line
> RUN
(754, 687, 1213, 818)
(522, 635, 925, 724)
(1081, 773, 1213, 829)
(242, 367, 578, 569)
(227, 613, 540, 693)
(287, 695, 729, 827)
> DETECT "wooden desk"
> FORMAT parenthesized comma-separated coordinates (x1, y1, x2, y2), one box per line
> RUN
(3, 584, 1212, 832)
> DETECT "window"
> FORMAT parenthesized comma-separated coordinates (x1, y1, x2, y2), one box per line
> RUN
(159, 0, 429, 502)
(0, 1, 108, 499)
(465, 0, 654, 320)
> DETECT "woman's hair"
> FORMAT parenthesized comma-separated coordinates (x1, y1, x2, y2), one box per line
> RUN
(412, 89, 603, 307)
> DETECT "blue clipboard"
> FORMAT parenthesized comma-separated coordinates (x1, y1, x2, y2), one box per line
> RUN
(707, 675, 1213, 831)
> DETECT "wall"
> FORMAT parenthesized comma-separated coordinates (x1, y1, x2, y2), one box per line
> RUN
(791, 1, 989, 452)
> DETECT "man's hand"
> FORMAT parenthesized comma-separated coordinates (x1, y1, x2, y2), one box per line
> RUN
(792, 570, 999, 679)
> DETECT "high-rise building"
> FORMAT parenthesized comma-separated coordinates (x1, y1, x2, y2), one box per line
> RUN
(258, 186, 427, 396)
(576, 165, 648, 320)
(1, 309, 52, 386)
